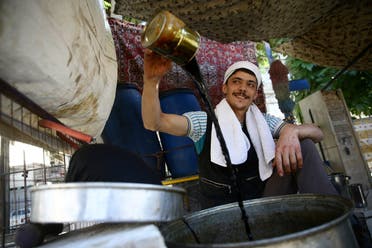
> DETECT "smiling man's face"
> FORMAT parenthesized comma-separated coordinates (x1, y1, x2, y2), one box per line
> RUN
(222, 70, 258, 116)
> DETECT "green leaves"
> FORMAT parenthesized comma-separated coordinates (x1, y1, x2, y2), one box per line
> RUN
(103, 0, 111, 10)
(256, 41, 372, 117)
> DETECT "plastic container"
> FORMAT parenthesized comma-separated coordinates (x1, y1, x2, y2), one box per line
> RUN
(160, 88, 200, 178)
(102, 84, 164, 177)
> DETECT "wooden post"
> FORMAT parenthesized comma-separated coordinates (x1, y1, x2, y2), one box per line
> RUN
(299, 90, 371, 189)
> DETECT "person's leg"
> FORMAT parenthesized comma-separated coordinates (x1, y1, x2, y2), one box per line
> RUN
(263, 170, 297, 197)
(295, 139, 338, 195)
(263, 139, 338, 197)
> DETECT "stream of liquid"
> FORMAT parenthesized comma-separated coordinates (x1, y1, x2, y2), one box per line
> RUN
(182, 58, 253, 241)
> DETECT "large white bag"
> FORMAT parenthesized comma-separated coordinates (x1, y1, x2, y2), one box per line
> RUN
(0, 0, 117, 138)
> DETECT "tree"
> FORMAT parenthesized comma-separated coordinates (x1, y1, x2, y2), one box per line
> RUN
(285, 57, 372, 117)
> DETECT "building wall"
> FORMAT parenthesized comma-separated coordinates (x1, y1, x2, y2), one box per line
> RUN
(353, 117, 372, 176)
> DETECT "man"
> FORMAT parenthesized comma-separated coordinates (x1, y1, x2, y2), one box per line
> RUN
(142, 50, 337, 209)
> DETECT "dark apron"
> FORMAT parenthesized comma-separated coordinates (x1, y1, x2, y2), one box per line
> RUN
(198, 116, 266, 209)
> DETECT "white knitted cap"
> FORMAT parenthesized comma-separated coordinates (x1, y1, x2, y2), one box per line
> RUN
(223, 61, 262, 87)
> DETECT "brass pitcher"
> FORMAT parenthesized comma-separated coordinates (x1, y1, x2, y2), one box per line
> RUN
(141, 10, 200, 66)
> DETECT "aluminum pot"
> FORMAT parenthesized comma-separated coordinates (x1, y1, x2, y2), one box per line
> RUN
(160, 194, 358, 247)
(30, 182, 185, 223)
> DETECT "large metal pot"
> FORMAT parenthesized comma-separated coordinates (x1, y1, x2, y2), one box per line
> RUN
(31, 182, 185, 223)
(160, 194, 358, 247)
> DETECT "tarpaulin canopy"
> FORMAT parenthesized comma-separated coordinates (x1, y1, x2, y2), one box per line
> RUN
(114, 0, 372, 70)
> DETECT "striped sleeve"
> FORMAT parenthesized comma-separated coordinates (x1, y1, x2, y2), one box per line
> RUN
(263, 113, 286, 138)
(182, 111, 207, 142)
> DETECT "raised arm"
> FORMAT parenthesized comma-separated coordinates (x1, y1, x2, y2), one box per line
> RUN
(141, 49, 189, 136)
(273, 123, 324, 176)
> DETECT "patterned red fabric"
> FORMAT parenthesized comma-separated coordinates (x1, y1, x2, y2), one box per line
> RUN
(108, 18, 265, 111)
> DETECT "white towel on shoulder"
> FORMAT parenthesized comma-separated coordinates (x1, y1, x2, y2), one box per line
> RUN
(210, 99, 275, 180)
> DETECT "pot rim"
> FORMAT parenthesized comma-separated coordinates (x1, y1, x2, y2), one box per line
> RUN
(163, 194, 354, 247)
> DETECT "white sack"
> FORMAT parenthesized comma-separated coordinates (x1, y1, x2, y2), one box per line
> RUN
(0, 0, 117, 138)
